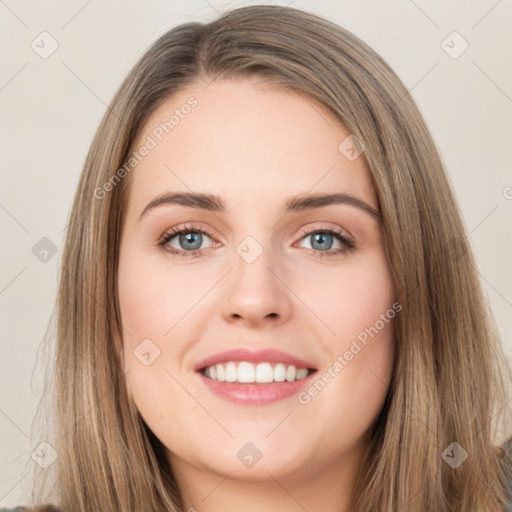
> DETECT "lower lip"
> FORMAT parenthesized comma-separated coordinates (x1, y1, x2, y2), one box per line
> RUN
(196, 370, 317, 404)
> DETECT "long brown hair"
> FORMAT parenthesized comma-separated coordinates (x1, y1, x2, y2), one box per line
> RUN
(21, 5, 512, 511)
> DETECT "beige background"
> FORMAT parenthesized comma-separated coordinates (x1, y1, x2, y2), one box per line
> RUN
(1, 0, 511, 507)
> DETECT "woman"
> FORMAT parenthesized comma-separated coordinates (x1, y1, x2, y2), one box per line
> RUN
(5, 4, 512, 512)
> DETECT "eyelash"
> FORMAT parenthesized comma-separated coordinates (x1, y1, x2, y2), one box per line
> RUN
(156, 223, 355, 259)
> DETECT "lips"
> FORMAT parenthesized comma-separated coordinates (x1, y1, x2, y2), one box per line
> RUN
(193, 347, 318, 373)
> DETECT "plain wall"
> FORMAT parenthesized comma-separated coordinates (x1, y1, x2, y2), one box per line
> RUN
(1, 0, 511, 507)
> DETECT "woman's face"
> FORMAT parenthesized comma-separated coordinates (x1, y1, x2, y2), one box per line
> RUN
(117, 77, 396, 488)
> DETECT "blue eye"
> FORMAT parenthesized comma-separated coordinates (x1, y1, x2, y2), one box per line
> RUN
(158, 224, 214, 258)
(174, 231, 205, 251)
(296, 226, 355, 258)
(157, 223, 355, 259)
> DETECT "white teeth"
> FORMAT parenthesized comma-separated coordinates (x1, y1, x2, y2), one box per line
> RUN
(225, 362, 237, 382)
(274, 363, 286, 382)
(296, 368, 308, 379)
(216, 364, 225, 382)
(256, 362, 274, 383)
(238, 361, 255, 383)
(202, 361, 312, 383)
(286, 364, 296, 382)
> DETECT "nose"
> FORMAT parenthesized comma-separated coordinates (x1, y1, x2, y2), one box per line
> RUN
(221, 242, 293, 328)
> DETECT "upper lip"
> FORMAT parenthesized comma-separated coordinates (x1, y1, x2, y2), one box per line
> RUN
(194, 348, 318, 372)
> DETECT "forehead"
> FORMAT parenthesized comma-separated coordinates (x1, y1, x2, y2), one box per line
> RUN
(126, 77, 377, 213)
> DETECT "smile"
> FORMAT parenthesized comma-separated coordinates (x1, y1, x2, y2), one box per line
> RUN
(196, 363, 318, 404)
(201, 361, 314, 383)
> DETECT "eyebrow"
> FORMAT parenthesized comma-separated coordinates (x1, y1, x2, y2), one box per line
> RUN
(138, 191, 381, 220)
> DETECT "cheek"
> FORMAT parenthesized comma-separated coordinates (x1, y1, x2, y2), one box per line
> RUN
(299, 252, 395, 343)
(117, 255, 198, 437)
(117, 253, 207, 348)
(118, 275, 176, 341)
(296, 251, 396, 410)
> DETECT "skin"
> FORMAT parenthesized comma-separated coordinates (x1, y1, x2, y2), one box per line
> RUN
(117, 76, 396, 512)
